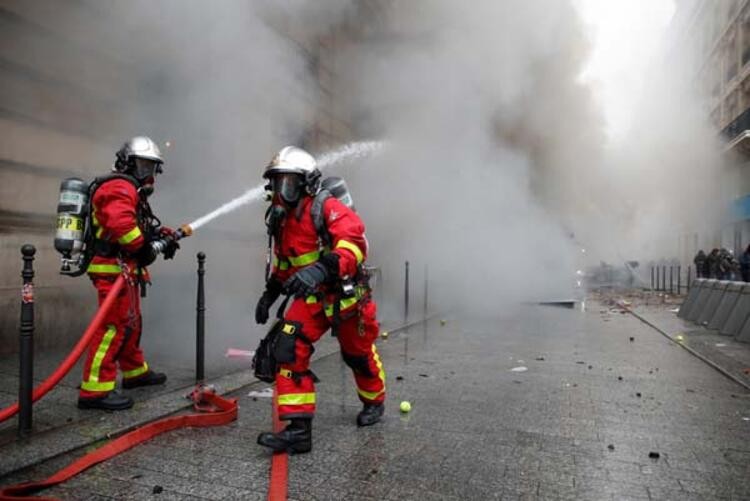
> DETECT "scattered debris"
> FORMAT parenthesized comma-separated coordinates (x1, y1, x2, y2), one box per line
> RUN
(247, 388, 273, 398)
(742, 368, 750, 375)
(686, 388, 695, 393)
(381, 331, 389, 339)
(742, 417, 750, 422)
(588, 365, 593, 370)
(513, 380, 523, 384)
(510, 366, 528, 372)
(636, 392, 642, 398)
(131, 474, 143, 480)
(629, 337, 635, 342)
(418, 373, 429, 378)
(675, 335, 684, 342)
(440, 319, 447, 326)
(715, 343, 726, 347)
(576, 361, 585, 365)
(668, 308, 680, 313)
(153, 485, 164, 494)
(648, 370, 653, 375)
(648, 452, 660, 460)
(607, 444, 615, 451)
(396, 376, 404, 381)
(535, 356, 545, 361)
(617, 376, 623, 381)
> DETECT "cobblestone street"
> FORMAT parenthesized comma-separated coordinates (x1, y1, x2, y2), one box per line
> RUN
(3, 301, 749, 500)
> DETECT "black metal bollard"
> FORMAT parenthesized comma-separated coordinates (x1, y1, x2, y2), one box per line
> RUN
(688, 265, 692, 290)
(669, 266, 673, 294)
(404, 260, 410, 327)
(651, 266, 654, 290)
(423, 264, 428, 322)
(662, 266, 666, 292)
(196, 252, 206, 383)
(677, 265, 681, 294)
(19, 245, 35, 437)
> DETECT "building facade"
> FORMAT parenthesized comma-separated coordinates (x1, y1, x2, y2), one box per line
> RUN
(672, 0, 750, 263)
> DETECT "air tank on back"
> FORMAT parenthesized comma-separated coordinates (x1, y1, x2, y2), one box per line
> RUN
(321, 176, 355, 210)
(54, 178, 89, 271)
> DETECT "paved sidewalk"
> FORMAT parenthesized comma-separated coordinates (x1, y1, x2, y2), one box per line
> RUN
(2, 304, 750, 500)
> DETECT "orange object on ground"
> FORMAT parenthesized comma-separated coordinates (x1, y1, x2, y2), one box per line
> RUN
(0, 274, 126, 424)
(0, 386, 237, 500)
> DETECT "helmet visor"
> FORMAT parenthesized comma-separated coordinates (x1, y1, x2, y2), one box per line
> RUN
(271, 173, 303, 205)
(133, 157, 163, 181)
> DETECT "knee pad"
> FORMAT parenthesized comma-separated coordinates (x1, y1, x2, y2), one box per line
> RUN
(341, 351, 374, 377)
(273, 320, 304, 364)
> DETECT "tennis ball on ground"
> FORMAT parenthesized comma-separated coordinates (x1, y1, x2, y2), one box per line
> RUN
(675, 334, 684, 342)
(399, 401, 411, 413)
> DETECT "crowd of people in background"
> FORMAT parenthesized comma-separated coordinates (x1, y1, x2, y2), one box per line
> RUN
(693, 246, 750, 282)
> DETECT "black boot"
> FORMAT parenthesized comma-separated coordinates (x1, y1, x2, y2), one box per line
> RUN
(357, 403, 384, 427)
(122, 370, 167, 389)
(78, 391, 134, 411)
(257, 418, 312, 454)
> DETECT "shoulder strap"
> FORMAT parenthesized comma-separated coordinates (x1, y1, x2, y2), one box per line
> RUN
(310, 189, 332, 247)
(89, 173, 140, 197)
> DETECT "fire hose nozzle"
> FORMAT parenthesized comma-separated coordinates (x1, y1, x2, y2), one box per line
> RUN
(176, 224, 193, 240)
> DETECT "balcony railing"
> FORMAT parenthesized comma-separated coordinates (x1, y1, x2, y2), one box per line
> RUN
(722, 106, 750, 142)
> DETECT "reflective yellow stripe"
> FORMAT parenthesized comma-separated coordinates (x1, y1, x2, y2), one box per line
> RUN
(324, 296, 359, 317)
(81, 324, 117, 392)
(336, 240, 364, 264)
(279, 368, 293, 378)
(118, 226, 142, 245)
(357, 387, 385, 400)
(273, 255, 290, 271)
(122, 361, 149, 379)
(373, 344, 386, 387)
(357, 344, 386, 400)
(87, 264, 123, 274)
(87, 264, 144, 275)
(278, 393, 316, 406)
(289, 250, 320, 267)
(95, 226, 104, 239)
(80, 380, 116, 392)
(305, 295, 319, 304)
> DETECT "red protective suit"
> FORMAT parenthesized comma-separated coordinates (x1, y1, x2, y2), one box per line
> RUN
(79, 178, 151, 398)
(269, 196, 385, 420)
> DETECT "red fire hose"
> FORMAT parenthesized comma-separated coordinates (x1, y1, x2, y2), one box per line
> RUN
(0, 386, 238, 500)
(0, 274, 126, 424)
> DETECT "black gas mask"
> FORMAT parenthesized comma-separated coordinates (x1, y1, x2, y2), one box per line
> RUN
(271, 173, 304, 207)
(133, 158, 163, 197)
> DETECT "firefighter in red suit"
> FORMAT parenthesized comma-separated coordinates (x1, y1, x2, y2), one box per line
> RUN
(78, 136, 179, 411)
(256, 146, 386, 453)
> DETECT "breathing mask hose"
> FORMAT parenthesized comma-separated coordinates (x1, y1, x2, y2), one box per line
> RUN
(0, 274, 126, 424)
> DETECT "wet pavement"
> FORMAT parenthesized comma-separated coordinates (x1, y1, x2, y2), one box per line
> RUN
(2, 302, 750, 500)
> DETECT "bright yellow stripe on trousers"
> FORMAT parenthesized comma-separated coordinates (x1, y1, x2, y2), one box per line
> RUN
(356, 345, 386, 400)
(81, 324, 117, 392)
(278, 393, 316, 405)
(122, 361, 149, 379)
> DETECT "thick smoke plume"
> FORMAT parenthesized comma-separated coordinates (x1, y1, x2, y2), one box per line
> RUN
(45, 1, 723, 364)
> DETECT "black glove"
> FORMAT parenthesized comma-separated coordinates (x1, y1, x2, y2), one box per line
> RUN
(162, 239, 180, 260)
(283, 262, 329, 298)
(255, 280, 282, 324)
(133, 241, 158, 267)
